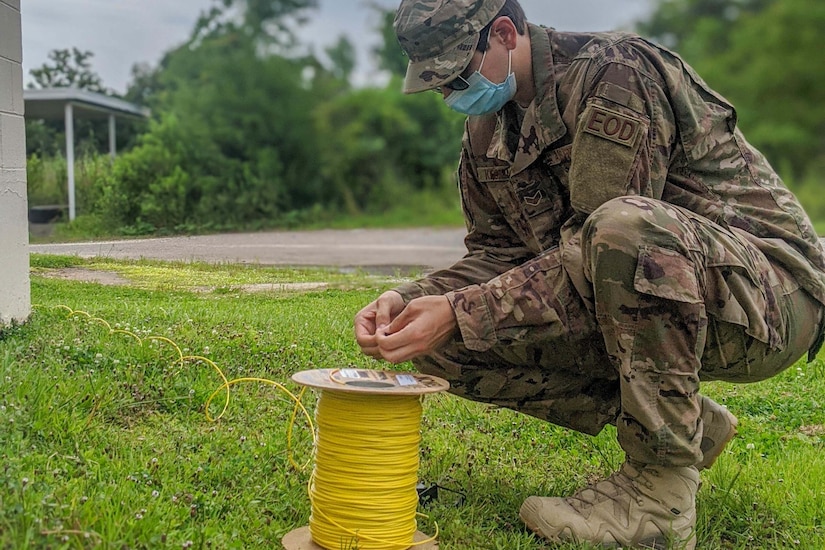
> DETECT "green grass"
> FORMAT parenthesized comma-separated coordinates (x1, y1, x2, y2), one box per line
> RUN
(1, 257, 823, 549)
(310, 188, 465, 231)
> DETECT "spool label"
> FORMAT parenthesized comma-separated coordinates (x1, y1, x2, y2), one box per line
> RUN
(338, 368, 367, 379)
(395, 374, 418, 386)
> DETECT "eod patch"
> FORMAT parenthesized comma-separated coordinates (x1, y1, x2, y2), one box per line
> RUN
(568, 102, 647, 214)
(582, 106, 641, 147)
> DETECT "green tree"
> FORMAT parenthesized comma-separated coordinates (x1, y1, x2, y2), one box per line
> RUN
(189, 0, 318, 47)
(99, 0, 330, 231)
(123, 62, 162, 107)
(100, 0, 467, 233)
(28, 47, 109, 93)
(637, 0, 774, 51)
(311, 2, 465, 216)
(639, 0, 825, 177)
(370, 3, 408, 78)
(694, 0, 825, 177)
(324, 36, 357, 84)
(314, 85, 464, 215)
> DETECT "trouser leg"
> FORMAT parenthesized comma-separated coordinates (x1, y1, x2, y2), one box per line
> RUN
(413, 332, 619, 435)
(413, 247, 620, 436)
(582, 196, 824, 466)
(582, 198, 707, 466)
(412, 196, 823, 465)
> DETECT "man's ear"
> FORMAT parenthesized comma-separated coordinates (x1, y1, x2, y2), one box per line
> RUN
(491, 16, 518, 49)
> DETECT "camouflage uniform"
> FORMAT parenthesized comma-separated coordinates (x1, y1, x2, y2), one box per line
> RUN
(393, 22, 825, 466)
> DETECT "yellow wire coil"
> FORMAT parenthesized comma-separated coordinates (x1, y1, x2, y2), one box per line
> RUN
(310, 389, 423, 550)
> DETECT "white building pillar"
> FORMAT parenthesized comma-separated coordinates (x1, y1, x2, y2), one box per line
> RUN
(0, 0, 31, 325)
(64, 102, 75, 221)
(108, 113, 116, 160)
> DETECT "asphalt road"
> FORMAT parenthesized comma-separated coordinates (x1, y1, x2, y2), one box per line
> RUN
(29, 228, 468, 274)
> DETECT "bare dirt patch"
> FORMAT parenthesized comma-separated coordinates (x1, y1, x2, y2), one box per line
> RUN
(799, 424, 825, 437)
(48, 268, 131, 286)
(39, 267, 330, 293)
(190, 282, 329, 293)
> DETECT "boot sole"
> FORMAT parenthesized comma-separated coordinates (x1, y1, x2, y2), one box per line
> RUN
(520, 504, 697, 550)
(521, 522, 697, 550)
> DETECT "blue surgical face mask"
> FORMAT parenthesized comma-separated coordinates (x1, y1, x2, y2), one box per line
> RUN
(445, 47, 517, 116)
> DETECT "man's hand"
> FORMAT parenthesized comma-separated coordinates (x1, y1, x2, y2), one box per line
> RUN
(354, 290, 406, 358)
(375, 295, 458, 364)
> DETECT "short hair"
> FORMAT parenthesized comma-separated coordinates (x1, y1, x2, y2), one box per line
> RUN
(476, 0, 527, 51)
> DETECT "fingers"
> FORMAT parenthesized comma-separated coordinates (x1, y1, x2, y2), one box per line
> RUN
(354, 293, 456, 364)
(354, 305, 382, 358)
(377, 296, 458, 363)
(375, 290, 404, 331)
(376, 302, 423, 362)
(354, 293, 406, 359)
(353, 297, 420, 363)
(360, 343, 383, 359)
(383, 302, 415, 336)
(375, 328, 423, 364)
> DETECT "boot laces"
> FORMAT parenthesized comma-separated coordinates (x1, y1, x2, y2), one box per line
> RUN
(567, 465, 649, 512)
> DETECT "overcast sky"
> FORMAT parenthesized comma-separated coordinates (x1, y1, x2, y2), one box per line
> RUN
(21, 0, 652, 95)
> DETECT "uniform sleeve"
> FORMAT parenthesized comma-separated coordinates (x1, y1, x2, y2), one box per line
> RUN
(443, 246, 582, 352)
(393, 146, 534, 302)
(567, 58, 677, 215)
(395, 145, 576, 352)
(396, 139, 583, 352)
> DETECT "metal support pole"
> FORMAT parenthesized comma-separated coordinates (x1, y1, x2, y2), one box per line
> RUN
(64, 102, 76, 221)
(108, 113, 116, 160)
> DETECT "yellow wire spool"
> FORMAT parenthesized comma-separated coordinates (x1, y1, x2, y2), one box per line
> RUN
(283, 368, 449, 550)
(37, 307, 445, 548)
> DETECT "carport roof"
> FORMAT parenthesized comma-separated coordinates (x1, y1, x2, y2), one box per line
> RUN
(23, 87, 150, 121)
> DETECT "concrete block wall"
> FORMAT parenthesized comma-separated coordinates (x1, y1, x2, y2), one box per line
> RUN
(0, 0, 31, 325)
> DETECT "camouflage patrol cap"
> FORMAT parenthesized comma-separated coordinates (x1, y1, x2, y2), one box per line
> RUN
(394, 0, 507, 94)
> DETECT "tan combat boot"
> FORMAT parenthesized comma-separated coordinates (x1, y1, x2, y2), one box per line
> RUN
(697, 395, 737, 470)
(520, 461, 699, 549)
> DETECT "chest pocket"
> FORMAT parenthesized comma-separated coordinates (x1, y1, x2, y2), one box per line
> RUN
(474, 153, 570, 253)
(516, 178, 554, 217)
(513, 147, 572, 251)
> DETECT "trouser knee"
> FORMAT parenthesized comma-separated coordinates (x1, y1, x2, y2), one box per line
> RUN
(581, 197, 704, 285)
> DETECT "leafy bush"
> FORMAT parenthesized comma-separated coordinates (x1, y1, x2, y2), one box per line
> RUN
(86, 28, 465, 234)
(94, 114, 218, 231)
(27, 153, 112, 213)
(26, 153, 67, 206)
(313, 81, 464, 215)
(89, 29, 332, 233)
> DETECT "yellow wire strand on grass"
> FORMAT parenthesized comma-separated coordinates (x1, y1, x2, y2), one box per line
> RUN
(36, 305, 316, 469)
(309, 389, 429, 550)
(205, 378, 314, 470)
